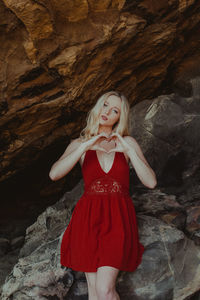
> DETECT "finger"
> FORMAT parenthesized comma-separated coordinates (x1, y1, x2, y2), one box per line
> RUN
(108, 135, 117, 142)
(111, 132, 122, 139)
(99, 133, 109, 140)
(111, 133, 126, 146)
(110, 133, 120, 141)
(110, 132, 118, 137)
(108, 148, 118, 153)
(93, 133, 107, 143)
(108, 149, 123, 153)
(100, 132, 109, 137)
(92, 146, 107, 152)
(111, 132, 122, 140)
(108, 149, 114, 153)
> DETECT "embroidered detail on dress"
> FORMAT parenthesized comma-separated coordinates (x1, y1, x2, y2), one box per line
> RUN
(85, 176, 129, 196)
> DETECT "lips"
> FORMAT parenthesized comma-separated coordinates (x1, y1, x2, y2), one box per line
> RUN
(101, 115, 108, 120)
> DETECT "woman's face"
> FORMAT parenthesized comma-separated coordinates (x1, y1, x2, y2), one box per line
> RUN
(99, 95, 121, 127)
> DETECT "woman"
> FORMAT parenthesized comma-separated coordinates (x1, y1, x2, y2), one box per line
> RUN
(49, 91, 157, 300)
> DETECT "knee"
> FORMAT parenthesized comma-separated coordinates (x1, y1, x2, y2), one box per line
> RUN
(96, 283, 114, 299)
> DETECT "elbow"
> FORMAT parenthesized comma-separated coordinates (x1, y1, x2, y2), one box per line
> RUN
(148, 179, 157, 189)
(148, 171, 157, 189)
(49, 169, 58, 181)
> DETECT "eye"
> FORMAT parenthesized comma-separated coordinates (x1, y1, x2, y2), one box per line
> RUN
(103, 103, 108, 106)
(113, 109, 118, 114)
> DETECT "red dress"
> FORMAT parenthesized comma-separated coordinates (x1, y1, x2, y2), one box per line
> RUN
(60, 150, 145, 272)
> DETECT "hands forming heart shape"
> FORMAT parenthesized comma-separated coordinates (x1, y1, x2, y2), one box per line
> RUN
(90, 132, 129, 154)
(98, 137, 116, 153)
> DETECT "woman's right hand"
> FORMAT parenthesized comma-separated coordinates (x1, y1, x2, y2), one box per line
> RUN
(82, 132, 109, 152)
(49, 133, 109, 181)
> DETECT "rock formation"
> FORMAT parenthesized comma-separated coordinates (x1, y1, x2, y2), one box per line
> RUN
(0, 0, 200, 182)
(0, 0, 200, 299)
(1, 92, 200, 299)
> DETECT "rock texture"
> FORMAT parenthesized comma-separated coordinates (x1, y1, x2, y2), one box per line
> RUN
(1, 178, 200, 300)
(1, 1, 200, 299)
(129, 85, 200, 180)
(1, 88, 200, 298)
(0, 0, 200, 182)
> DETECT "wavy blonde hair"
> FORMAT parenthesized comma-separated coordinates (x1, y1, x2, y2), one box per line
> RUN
(79, 91, 130, 142)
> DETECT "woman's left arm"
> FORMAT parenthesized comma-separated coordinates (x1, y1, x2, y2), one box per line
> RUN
(124, 136, 157, 189)
(110, 133, 157, 189)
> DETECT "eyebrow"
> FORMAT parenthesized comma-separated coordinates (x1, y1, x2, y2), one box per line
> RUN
(105, 101, 121, 111)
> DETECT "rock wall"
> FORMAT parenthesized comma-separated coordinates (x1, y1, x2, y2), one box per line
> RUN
(1, 91, 200, 299)
(0, 0, 200, 182)
(1, 1, 200, 298)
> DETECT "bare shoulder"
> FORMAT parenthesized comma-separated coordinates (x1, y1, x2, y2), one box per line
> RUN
(123, 136, 141, 162)
(124, 135, 136, 142)
(123, 135, 151, 167)
(123, 135, 144, 152)
(123, 135, 139, 147)
(122, 135, 137, 163)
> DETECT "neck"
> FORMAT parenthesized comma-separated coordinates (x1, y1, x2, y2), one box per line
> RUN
(98, 125, 112, 135)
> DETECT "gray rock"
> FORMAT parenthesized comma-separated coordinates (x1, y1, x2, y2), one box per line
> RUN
(1, 183, 200, 299)
(129, 93, 200, 181)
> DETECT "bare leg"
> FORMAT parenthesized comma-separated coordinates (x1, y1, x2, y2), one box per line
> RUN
(96, 266, 120, 300)
(85, 271, 98, 300)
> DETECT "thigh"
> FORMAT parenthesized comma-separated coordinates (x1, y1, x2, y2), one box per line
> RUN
(96, 266, 120, 289)
(85, 272, 97, 288)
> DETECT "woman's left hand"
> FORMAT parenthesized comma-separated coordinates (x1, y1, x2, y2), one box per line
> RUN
(107, 133, 132, 154)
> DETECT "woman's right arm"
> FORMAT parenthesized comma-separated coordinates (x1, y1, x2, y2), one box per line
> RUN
(49, 132, 108, 181)
(49, 138, 86, 181)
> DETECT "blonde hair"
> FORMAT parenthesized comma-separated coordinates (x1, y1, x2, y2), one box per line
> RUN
(79, 91, 130, 142)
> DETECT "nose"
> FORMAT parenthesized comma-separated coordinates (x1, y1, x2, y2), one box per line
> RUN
(105, 108, 110, 115)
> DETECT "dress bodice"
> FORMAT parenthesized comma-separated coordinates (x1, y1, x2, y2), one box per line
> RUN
(82, 150, 130, 196)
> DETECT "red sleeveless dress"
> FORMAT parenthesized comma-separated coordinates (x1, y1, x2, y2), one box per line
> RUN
(60, 150, 145, 272)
